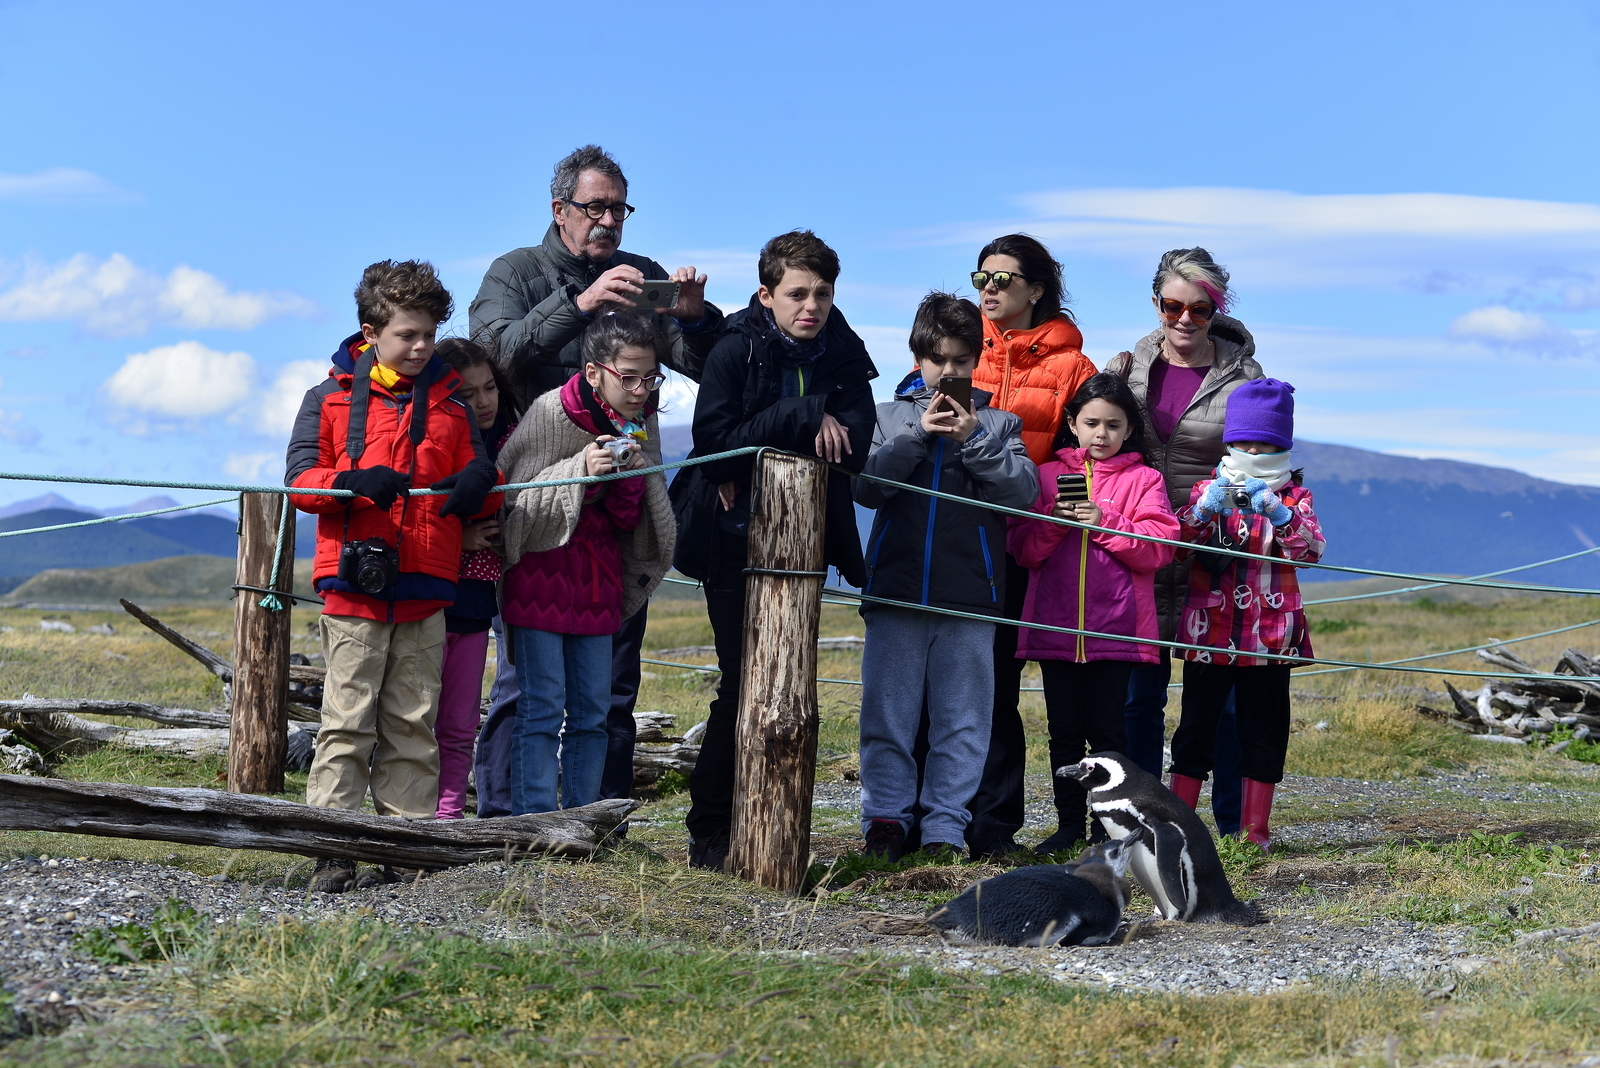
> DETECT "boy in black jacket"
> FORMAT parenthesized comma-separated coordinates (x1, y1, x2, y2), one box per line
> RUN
(669, 230, 878, 872)
(853, 293, 1037, 860)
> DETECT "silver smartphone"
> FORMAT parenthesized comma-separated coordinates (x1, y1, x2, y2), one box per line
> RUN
(631, 280, 680, 311)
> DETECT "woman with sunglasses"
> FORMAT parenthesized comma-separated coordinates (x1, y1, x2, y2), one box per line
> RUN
(1105, 248, 1264, 834)
(963, 233, 1096, 859)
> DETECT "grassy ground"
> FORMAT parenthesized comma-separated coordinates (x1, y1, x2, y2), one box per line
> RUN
(3, 592, 1600, 1064)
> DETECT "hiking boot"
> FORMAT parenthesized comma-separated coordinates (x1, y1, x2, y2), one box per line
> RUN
(863, 819, 907, 862)
(688, 827, 730, 872)
(310, 858, 356, 894)
(915, 842, 964, 863)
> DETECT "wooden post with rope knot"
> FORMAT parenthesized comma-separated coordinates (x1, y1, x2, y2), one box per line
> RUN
(728, 451, 828, 891)
(228, 493, 295, 794)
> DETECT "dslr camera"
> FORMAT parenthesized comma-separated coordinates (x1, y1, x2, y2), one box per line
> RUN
(337, 537, 399, 595)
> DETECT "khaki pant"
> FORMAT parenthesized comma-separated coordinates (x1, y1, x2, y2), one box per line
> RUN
(306, 612, 445, 819)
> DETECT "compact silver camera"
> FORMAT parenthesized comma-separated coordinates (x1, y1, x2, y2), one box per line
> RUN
(603, 438, 634, 467)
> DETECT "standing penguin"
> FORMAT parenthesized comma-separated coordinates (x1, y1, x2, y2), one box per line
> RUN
(1057, 752, 1263, 925)
(927, 835, 1140, 947)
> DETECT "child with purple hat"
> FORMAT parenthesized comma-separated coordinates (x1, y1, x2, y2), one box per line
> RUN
(1165, 378, 1326, 850)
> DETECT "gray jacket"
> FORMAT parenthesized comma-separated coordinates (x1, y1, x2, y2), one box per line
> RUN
(1105, 314, 1264, 639)
(467, 222, 726, 402)
(854, 376, 1038, 616)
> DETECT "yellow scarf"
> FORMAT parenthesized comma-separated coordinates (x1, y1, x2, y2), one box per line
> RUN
(358, 343, 410, 391)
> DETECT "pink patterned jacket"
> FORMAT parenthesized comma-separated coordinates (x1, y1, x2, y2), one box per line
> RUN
(1175, 477, 1326, 667)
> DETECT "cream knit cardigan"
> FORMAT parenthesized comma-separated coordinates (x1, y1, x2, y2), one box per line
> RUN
(497, 387, 676, 621)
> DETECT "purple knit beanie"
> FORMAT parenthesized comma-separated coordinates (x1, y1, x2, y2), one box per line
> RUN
(1224, 378, 1295, 451)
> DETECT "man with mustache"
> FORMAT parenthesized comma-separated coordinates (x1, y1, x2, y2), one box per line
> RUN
(469, 143, 724, 819)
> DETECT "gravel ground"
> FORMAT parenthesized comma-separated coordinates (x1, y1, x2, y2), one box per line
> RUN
(3, 766, 1596, 1032)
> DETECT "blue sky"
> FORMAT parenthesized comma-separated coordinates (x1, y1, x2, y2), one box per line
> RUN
(5, 0, 1600, 512)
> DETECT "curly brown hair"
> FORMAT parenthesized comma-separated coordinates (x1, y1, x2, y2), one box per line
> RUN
(354, 260, 454, 331)
(757, 230, 840, 290)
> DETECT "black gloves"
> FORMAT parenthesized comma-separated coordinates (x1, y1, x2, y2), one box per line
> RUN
(333, 466, 410, 509)
(432, 458, 500, 519)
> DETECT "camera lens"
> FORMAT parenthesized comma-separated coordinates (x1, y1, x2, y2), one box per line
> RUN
(355, 559, 389, 595)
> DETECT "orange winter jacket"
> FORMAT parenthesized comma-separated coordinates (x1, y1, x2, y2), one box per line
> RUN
(975, 314, 1096, 464)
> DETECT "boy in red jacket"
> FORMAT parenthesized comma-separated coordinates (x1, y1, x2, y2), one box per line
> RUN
(286, 260, 503, 893)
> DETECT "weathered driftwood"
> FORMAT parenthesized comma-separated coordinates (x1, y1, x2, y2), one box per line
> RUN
(632, 710, 680, 743)
(0, 775, 637, 864)
(728, 452, 826, 892)
(0, 708, 230, 759)
(1421, 649, 1600, 741)
(633, 743, 701, 773)
(119, 599, 320, 721)
(0, 698, 230, 729)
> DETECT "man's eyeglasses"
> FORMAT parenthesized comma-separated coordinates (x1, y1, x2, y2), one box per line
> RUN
(971, 270, 1026, 291)
(594, 361, 665, 393)
(1156, 297, 1217, 324)
(566, 198, 636, 221)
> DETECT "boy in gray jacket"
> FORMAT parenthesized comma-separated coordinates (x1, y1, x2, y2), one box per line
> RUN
(854, 292, 1039, 860)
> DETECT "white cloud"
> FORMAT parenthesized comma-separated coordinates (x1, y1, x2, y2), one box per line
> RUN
(0, 254, 318, 335)
(102, 341, 256, 421)
(917, 186, 1600, 294)
(257, 359, 329, 436)
(656, 373, 698, 427)
(1449, 305, 1579, 350)
(0, 409, 39, 447)
(0, 167, 135, 204)
(223, 451, 278, 484)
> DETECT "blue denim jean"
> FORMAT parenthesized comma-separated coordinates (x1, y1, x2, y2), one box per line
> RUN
(510, 627, 611, 815)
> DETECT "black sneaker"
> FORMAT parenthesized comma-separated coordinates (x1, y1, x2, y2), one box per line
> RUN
(688, 827, 730, 872)
(310, 858, 356, 894)
(916, 842, 965, 863)
(1032, 827, 1087, 858)
(967, 837, 1021, 862)
(863, 819, 907, 862)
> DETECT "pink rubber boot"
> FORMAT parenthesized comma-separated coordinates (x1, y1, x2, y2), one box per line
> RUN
(1168, 773, 1204, 810)
(1240, 778, 1277, 851)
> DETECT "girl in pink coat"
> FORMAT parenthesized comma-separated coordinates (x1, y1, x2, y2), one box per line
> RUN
(1168, 378, 1326, 851)
(1008, 373, 1179, 855)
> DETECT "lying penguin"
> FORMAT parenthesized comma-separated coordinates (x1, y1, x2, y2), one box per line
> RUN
(926, 836, 1139, 947)
(1057, 752, 1264, 926)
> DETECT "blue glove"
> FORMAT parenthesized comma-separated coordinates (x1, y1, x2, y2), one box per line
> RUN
(1240, 477, 1270, 498)
(1194, 478, 1232, 520)
(1251, 486, 1293, 526)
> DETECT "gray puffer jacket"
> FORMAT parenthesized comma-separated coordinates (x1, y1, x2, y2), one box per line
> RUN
(854, 373, 1039, 617)
(1105, 314, 1264, 640)
(468, 222, 726, 401)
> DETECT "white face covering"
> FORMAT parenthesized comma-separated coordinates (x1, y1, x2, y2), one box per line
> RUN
(1217, 447, 1293, 491)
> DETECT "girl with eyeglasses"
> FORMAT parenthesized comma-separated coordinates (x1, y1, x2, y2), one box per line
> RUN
(495, 311, 676, 815)
(1104, 248, 1266, 836)
(963, 233, 1097, 859)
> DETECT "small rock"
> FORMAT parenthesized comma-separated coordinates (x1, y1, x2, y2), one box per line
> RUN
(85, 623, 114, 636)
(38, 620, 75, 634)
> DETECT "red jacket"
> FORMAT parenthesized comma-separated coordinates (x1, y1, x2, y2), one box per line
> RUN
(500, 376, 646, 635)
(975, 314, 1097, 464)
(285, 333, 504, 622)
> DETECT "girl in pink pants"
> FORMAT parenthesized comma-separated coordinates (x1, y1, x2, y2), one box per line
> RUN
(433, 337, 520, 819)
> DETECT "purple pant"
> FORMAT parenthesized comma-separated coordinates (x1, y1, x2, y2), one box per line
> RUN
(435, 629, 491, 819)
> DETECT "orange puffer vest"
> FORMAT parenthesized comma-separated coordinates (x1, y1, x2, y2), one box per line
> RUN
(975, 314, 1096, 464)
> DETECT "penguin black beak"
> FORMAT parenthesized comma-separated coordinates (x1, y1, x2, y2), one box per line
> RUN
(1055, 762, 1088, 782)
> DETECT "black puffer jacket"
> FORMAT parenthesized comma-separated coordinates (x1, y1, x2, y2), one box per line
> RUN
(1105, 314, 1264, 640)
(468, 222, 726, 400)
(669, 295, 879, 586)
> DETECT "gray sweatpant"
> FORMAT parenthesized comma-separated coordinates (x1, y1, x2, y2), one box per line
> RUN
(858, 606, 995, 848)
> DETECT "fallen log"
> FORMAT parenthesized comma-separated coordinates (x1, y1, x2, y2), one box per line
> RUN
(633, 743, 701, 773)
(0, 775, 636, 864)
(0, 698, 229, 729)
(0, 708, 230, 759)
(119, 599, 232, 682)
(632, 710, 680, 743)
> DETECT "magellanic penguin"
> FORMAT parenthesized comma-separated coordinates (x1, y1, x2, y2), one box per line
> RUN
(1057, 752, 1264, 925)
(926, 835, 1141, 947)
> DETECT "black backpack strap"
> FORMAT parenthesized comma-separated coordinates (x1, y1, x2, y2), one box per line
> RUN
(408, 361, 432, 446)
(345, 349, 377, 462)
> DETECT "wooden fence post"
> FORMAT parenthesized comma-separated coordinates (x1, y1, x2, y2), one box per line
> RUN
(727, 451, 828, 891)
(228, 493, 294, 794)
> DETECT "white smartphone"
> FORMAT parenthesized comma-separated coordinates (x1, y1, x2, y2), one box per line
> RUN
(631, 280, 680, 311)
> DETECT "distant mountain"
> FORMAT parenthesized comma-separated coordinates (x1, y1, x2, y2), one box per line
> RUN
(660, 426, 1600, 591)
(8, 433, 1599, 599)
(0, 555, 318, 607)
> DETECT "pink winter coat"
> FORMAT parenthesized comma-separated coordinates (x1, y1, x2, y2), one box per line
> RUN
(1175, 477, 1326, 666)
(1007, 449, 1179, 663)
(500, 380, 646, 636)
